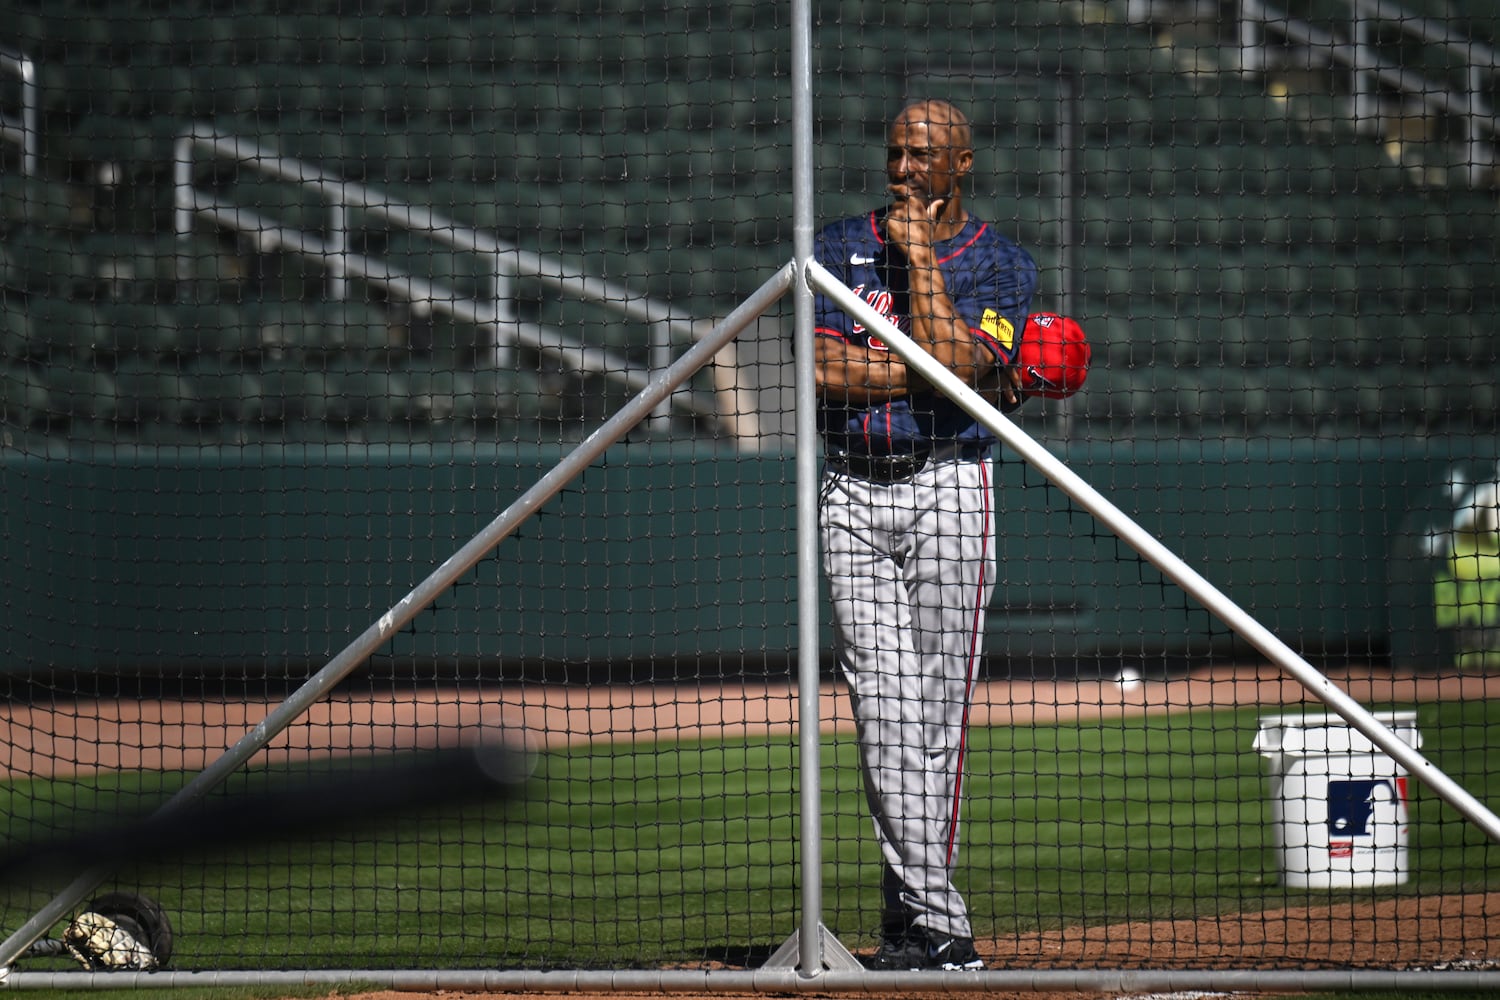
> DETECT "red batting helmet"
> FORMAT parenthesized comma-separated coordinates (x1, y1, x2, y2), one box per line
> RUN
(1018, 313, 1090, 399)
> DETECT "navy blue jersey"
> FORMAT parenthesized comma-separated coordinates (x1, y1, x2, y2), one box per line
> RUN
(814, 209, 1038, 456)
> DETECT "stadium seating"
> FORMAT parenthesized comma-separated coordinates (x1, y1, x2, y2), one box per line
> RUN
(307, 299, 396, 364)
(6, 229, 94, 299)
(0, 363, 47, 430)
(254, 364, 334, 428)
(169, 301, 258, 363)
(25, 297, 107, 362)
(41, 365, 119, 430)
(111, 358, 199, 429)
(95, 301, 183, 361)
(0, 172, 77, 233)
(0, 299, 30, 361)
(0, 0, 1495, 449)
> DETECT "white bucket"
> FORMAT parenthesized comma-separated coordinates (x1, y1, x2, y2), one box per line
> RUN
(1253, 710, 1421, 889)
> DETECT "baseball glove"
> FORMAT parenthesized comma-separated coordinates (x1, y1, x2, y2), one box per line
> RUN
(62, 892, 173, 971)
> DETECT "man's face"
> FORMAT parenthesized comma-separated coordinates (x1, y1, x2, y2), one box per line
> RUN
(886, 110, 973, 205)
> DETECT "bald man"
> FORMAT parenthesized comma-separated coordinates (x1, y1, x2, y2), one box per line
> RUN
(812, 99, 1039, 971)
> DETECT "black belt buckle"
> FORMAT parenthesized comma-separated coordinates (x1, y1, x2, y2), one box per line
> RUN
(829, 447, 930, 484)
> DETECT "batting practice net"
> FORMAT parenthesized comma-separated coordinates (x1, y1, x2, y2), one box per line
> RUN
(2, 0, 1500, 991)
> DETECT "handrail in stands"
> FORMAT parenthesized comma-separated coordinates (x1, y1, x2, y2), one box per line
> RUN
(172, 126, 759, 445)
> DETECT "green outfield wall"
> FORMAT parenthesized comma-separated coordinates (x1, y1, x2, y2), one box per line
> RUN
(2, 436, 1495, 675)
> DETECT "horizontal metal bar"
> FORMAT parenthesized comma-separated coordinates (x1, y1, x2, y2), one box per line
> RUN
(7, 966, 1500, 993)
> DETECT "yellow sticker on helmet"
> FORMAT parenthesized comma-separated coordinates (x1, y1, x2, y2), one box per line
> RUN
(980, 309, 1015, 349)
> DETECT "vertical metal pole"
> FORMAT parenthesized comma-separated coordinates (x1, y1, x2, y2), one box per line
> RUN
(1237, 1, 1263, 76)
(18, 52, 36, 177)
(1350, 10, 1379, 137)
(789, 0, 824, 976)
(328, 201, 348, 302)
(173, 132, 196, 301)
(492, 252, 516, 370)
(1466, 66, 1489, 188)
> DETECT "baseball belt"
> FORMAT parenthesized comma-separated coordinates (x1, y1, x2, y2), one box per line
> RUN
(826, 442, 992, 484)
(827, 449, 930, 483)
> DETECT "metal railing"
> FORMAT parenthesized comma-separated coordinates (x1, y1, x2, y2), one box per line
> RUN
(173, 127, 759, 444)
(1237, 0, 1499, 184)
(0, 45, 37, 176)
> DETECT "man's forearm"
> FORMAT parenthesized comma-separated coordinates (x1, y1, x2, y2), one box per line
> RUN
(906, 263, 990, 384)
(815, 339, 909, 404)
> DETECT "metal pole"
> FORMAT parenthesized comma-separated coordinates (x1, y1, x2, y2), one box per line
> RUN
(806, 258, 1500, 846)
(1236, 0, 1263, 76)
(18, 51, 35, 177)
(0, 265, 795, 974)
(8, 963, 1500, 993)
(172, 131, 196, 299)
(1467, 66, 1490, 188)
(492, 251, 516, 370)
(328, 200, 348, 302)
(1351, 10, 1380, 138)
(789, 0, 829, 976)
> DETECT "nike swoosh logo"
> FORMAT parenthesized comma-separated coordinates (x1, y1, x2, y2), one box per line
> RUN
(850, 254, 877, 265)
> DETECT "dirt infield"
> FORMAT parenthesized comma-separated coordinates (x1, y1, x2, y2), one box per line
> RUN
(9, 664, 1500, 780)
(6, 663, 1500, 996)
(314, 890, 1500, 1000)
(312, 894, 1500, 1000)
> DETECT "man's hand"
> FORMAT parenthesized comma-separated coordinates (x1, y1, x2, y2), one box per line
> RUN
(883, 194, 945, 264)
(977, 363, 1024, 410)
(882, 194, 992, 387)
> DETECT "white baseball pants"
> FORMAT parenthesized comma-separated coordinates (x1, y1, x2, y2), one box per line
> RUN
(820, 452, 996, 940)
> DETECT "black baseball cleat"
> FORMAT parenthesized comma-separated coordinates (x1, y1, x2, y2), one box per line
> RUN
(866, 927, 985, 971)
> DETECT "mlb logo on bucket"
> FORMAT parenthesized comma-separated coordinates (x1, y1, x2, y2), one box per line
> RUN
(1327, 778, 1407, 841)
(1255, 711, 1419, 889)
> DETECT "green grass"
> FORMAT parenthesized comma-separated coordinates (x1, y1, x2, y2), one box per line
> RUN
(818, 700, 1500, 947)
(4, 700, 1500, 987)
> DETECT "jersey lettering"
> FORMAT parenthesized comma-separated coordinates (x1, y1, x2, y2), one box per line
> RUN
(850, 284, 903, 345)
